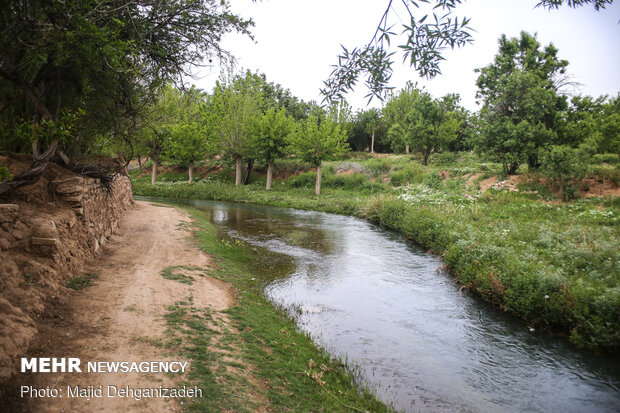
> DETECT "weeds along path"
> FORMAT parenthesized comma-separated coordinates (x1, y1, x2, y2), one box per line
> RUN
(21, 201, 233, 412)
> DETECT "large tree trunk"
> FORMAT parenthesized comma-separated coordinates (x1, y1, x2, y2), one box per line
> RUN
(315, 164, 322, 196)
(188, 163, 194, 183)
(151, 158, 158, 184)
(266, 159, 274, 190)
(235, 156, 242, 186)
(405, 145, 410, 154)
(371, 131, 375, 154)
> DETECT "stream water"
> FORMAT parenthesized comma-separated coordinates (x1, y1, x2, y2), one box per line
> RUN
(142, 197, 620, 412)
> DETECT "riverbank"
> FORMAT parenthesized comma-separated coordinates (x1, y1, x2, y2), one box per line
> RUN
(2, 202, 224, 412)
(132, 154, 620, 352)
(1, 201, 391, 412)
(182, 207, 392, 412)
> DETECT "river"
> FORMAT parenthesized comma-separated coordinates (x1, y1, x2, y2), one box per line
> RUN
(142, 197, 620, 412)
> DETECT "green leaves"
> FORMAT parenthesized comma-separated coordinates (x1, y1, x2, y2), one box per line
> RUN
(288, 116, 349, 167)
(250, 108, 294, 162)
(206, 72, 262, 159)
(321, 0, 473, 104)
(403, 92, 459, 164)
(475, 32, 569, 172)
(0, 0, 253, 158)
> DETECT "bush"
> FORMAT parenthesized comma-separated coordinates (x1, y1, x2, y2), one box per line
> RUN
(363, 158, 390, 175)
(591, 153, 619, 165)
(324, 173, 371, 190)
(286, 172, 317, 188)
(423, 172, 443, 189)
(158, 172, 188, 182)
(434, 152, 458, 165)
(590, 166, 620, 186)
(540, 145, 588, 200)
(389, 171, 408, 186)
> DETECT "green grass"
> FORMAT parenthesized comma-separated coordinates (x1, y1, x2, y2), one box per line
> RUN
(160, 265, 206, 285)
(161, 213, 392, 412)
(132, 153, 620, 352)
(66, 272, 97, 290)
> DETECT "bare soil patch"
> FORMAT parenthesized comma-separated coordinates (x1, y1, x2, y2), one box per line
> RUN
(479, 176, 497, 192)
(3, 202, 233, 413)
(582, 178, 620, 198)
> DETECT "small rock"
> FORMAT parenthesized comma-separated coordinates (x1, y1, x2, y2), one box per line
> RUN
(0, 204, 19, 223)
(31, 237, 58, 247)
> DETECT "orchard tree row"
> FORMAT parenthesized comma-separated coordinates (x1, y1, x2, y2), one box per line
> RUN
(133, 72, 348, 195)
(352, 32, 619, 175)
(1, 0, 616, 198)
(131, 31, 619, 197)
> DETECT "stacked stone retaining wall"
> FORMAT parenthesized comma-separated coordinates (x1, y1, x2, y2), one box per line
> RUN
(0, 161, 134, 380)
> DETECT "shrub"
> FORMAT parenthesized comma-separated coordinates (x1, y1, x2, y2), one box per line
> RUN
(540, 145, 588, 200)
(591, 153, 619, 165)
(363, 158, 390, 175)
(324, 173, 371, 190)
(389, 171, 408, 186)
(434, 152, 458, 165)
(287, 172, 317, 188)
(423, 172, 443, 189)
(590, 166, 620, 186)
(158, 172, 188, 182)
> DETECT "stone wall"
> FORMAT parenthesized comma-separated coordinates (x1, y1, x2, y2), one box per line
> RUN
(0, 160, 134, 380)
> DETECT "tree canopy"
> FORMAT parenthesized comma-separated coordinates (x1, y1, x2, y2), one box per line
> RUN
(475, 31, 569, 173)
(0, 0, 252, 159)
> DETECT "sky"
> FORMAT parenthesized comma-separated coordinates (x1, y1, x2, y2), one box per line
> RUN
(192, 0, 620, 112)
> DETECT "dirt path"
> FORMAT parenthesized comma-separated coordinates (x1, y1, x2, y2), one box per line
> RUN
(19, 201, 232, 412)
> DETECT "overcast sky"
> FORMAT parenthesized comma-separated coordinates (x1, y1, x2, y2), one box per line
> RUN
(192, 0, 620, 112)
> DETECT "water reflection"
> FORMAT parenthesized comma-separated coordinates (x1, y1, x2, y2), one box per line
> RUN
(139, 197, 620, 412)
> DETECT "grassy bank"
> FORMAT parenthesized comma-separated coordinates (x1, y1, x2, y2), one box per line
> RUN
(166, 208, 391, 412)
(132, 153, 620, 352)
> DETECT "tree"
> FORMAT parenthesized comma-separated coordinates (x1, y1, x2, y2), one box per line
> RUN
(136, 85, 178, 184)
(364, 109, 382, 154)
(245, 72, 315, 121)
(250, 108, 294, 190)
(0, 0, 252, 195)
(475, 32, 568, 174)
(163, 87, 210, 182)
(599, 94, 620, 158)
(558, 95, 604, 148)
(383, 82, 421, 153)
(404, 92, 458, 165)
(321, 0, 473, 103)
(321, 0, 611, 103)
(288, 116, 348, 195)
(438, 95, 477, 152)
(540, 145, 588, 200)
(207, 73, 261, 186)
(350, 109, 386, 153)
(558, 94, 620, 159)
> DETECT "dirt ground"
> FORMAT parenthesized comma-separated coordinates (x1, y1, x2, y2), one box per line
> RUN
(3, 201, 232, 413)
